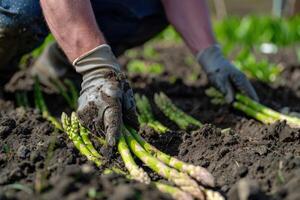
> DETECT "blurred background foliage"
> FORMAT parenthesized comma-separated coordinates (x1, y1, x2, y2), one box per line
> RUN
(23, 0, 300, 84)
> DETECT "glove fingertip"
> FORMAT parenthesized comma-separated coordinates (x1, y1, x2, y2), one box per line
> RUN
(250, 91, 260, 102)
(242, 86, 260, 102)
(106, 129, 117, 146)
(106, 122, 122, 146)
(225, 92, 234, 104)
(223, 81, 234, 104)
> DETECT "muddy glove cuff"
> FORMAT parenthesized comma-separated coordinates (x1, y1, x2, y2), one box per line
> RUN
(73, 44, 120, 74)
(197, 44, 258, 103)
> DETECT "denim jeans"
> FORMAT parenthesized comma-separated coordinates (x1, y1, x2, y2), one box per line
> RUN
(0, 0, 168, 69)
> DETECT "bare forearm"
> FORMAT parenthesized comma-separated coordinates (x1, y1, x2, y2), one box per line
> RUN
(161, 0, 216, 54)
(40, 0, 106, 62)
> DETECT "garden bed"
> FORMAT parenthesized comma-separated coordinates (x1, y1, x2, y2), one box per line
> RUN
(0, 43, 300, 200)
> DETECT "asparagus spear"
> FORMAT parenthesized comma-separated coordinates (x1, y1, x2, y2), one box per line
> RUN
(51, 79, 74, 108)
(119, 127, 195, 200)
(64, 79, 79, 109)
(79, 120, 102, 158)
(153, 182, 193, 200)
(233, 102, 275, 124)
(65, 119, 194, 200)
(235, 94, 300, 127)
(206, 87, 300, 127)
(34, 77, 63, 130)
(16, 92, 30, 108)
(135, 94, 169, 133)
(62, 114, 222, 200)
(128, 127, 215, 187)
(154, 92, 202, 129)
(118, 128, 151, 184)
(124, 127, 205, 199)
(61, 112, 102, 166)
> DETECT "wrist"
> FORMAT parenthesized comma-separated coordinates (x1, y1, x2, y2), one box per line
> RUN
(196, 44, 225, 73)
(73, 44, 121, 75)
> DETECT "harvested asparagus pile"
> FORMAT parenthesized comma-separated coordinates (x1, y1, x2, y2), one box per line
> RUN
(154, 92, 203, 130)
(135, 94, 169, 133)
(205, 87, 300, 127)
(34, 77, 223, 199)
(61, 112, 223, 200)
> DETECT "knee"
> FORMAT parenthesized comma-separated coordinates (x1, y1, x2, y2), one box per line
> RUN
(0, 0, 48, 53)
(0, 0, 47, 34)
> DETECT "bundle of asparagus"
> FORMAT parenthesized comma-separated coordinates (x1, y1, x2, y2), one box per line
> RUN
(34, 77, 223, 199)
(61, 112, 223, 200)
(61, 113, 195, 199)
(205, 87, 300, 127)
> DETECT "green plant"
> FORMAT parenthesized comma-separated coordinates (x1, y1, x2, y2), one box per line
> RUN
(61, 112, 102, 166)
(154, 92, 202, 130)
(205, 87, 300, 128)
(153, 26, 182, 44)
(3, 183, 33, 195)
(34, 77, 62, 130)
(212, 16, 300, 83)
(118, 129, 151, 184)
(60, 112, 222, 199)
(127, 60, 164, 75)
(123, 127, 205, 199)
(51, 78, 78, 110)
(15, 92, 29, 108)
(128, 127, 214, 187)
(135, 94, 169, 133)
(234, 48, 282, 83)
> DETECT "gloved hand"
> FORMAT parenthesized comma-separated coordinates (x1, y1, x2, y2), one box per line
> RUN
(73, 44, 138, 146)
(197, 45, 259, 103)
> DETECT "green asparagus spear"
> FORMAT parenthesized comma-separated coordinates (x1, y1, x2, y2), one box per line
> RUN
(124, 127, 205, 199)
(154, 92, 202, 129)
(61, 112, 102, 166)
(34, 77, 62, 130)
(128, 127, 215, 187)
(135, 94, 169, 133)
(236, 94, 300, 127)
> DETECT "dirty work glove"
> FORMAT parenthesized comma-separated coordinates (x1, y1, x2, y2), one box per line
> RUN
(197, 45, 259, 103)
(73, 44, 138, 146)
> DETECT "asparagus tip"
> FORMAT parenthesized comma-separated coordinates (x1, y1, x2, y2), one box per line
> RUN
(174, 191, 194, 200)
(186, 165, 215, 187)
(131, 168, 151, 184)
(204, 189, 225, 200)
(169, 170, 205, 199)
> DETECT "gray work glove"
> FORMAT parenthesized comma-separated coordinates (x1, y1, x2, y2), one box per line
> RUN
(197, 45, 259, 103)
(73, 44, 138, 146)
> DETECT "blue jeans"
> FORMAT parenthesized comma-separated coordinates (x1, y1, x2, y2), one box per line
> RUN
(0, 0, 168, 68)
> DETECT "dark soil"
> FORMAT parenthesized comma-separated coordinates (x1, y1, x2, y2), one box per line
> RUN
(1, 42, 300, 199)
(0, 106, 171, 200)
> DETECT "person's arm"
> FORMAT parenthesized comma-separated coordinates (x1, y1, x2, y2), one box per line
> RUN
(161, 0, 215, 54)
(40, 0, 105, 61)
(161, 0, 258, 102)
(40, 0, 138, 147)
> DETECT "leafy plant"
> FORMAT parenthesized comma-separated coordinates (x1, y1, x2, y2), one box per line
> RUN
(127, 60, 164, 75)
(234, 48, 282, 82)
